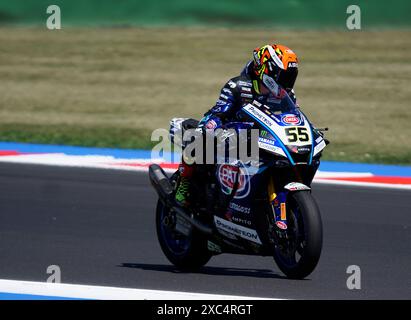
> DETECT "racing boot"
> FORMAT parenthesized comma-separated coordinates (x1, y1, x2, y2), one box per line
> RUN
(175, 158, 195, 207)
(175, 176, 191, 207)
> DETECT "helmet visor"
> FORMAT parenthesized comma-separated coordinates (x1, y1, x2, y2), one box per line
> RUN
(278, 68, 298, 90)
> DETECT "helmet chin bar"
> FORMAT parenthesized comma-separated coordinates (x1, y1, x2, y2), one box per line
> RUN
(262, 74, 280, 96)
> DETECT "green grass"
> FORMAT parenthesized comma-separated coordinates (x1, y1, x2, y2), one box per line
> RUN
(0, 27, 410, 164)
(0, 123, 154, 149)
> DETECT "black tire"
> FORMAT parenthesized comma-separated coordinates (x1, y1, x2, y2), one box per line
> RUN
(273, 191, 323, 279)
(156, 199, 212, 271)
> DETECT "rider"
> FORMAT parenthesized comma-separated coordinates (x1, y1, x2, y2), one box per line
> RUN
(175, 44, 300, 206)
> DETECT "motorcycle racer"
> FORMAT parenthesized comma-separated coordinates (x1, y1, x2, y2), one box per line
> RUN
(175, 44, 300, 206)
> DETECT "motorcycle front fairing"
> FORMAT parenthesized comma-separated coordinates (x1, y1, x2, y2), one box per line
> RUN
(213, 88, 326, 247)
(213, 161, 272, 252)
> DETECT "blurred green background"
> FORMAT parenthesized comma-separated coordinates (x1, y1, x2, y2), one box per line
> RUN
(0, 1, 410, 164)
(1, 0, 410, 28)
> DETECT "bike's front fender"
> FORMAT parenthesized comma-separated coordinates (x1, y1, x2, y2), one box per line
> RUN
(284, 182, 311, 192)
(269, 182, 311, 231)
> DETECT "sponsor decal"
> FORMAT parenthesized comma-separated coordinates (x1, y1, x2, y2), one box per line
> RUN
(218, 164, 250, 199)
(284, 182, 311, 191)
(243, 105, 275, 128)
(260, 130, 269, 137)
(220, 94, 229, 100)
(262, 108, 274, 116)
(297, 146, 311, 153)
(217, 228, 238, 240)
(281, 114, 301, 125)
(262, 74, 280, 95)
(280, 203, 286, 220)
(228, 80, 236, 88)
(222, 88, 232, 94)
(260, 130, 275, 139)
(229, 202, 251, 214)
(241, 93, 253, 99)
(288, 62, 298, 68)
(214, 216, 262, 244)
(252, 100, 262, 107)
(313, 139, 326, 156)
(241, 87, 252, 93)
(276, 221, 288, 230)
(231, 216, 252, 226)
(258, 137, 276, 146)
(238, 80, 252, 87)
(258, 141, 286, 157)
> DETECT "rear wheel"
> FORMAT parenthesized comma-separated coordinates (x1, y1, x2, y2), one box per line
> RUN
(272, 191, 323, 279)
(155, 174, 212, 271)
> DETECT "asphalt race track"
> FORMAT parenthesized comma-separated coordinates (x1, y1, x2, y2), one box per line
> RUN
(0, 163, 410, 299)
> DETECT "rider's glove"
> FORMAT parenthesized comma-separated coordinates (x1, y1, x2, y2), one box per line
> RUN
(203, 117, 223, 130)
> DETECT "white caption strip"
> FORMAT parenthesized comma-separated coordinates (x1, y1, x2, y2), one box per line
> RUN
(0, 279, 276, 300)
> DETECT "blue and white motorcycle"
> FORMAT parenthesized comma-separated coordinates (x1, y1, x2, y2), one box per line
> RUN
(149, 88, 329, 279)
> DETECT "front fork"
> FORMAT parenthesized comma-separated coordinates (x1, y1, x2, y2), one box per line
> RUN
(268, 176, 289, 231)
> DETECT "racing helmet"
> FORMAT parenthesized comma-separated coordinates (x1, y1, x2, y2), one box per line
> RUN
(252, 44, 299, 94)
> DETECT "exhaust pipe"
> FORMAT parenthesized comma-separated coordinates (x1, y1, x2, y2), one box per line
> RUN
(148, 164, 213, 235)
(149, 164, 174, 200)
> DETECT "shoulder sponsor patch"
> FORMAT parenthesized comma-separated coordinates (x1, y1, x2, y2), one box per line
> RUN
(241, 93, 253, 99)
(238, 80, 252, 87)
(228, 80, 236, 88)
(241, 87, 252, 93)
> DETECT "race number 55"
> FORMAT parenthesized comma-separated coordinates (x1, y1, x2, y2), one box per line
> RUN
(285, 127, 309, 143)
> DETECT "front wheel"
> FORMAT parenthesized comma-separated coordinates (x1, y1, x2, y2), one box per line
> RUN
(273, 191, 323, 279)
(156, 199, 212, 271)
